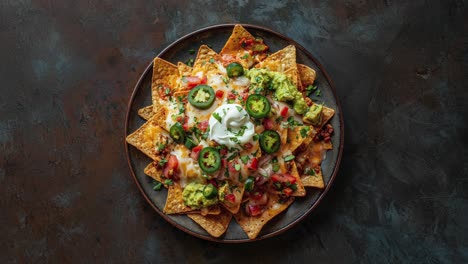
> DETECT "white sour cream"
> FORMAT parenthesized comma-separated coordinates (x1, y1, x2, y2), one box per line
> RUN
(208, 104, 255, 149)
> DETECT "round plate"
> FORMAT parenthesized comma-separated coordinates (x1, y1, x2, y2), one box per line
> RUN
(125, 24, 344, 242)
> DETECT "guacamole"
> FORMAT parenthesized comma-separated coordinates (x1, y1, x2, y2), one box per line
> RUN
(246, 68, 308, 114)
(182, 182, 218, 209)
(303, 103, 323, 125)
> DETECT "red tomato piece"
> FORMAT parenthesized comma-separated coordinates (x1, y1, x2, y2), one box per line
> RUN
(225, 193, 236, 203)
(283, 187, 293, 196)
(280, 106, 289, 118)
(184, 76, 202, 89)
(263, 118, 274, 130)
(215, 90, 224, 99)
(271, 173, 296, 184)
(163, 155, 179, 179)
(200, 75, 207, 84)
(247, 204, 263, 216)
(197, 120, 209, 131)
(244, 143, 253, 150)
(227, 92, 236, 100)
(247, 157, 258, 170)
(190, 145, 203, 160)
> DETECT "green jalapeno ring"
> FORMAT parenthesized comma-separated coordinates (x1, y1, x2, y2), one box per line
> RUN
(245, 94, 271, 118)
(169, 122, 185, 144)
(203, 183, 218, 199)
(259, 130, 281, 154)
(188, 85, 215, 109)
(198, 147, 221, 174)
(226, 62, 244, 78)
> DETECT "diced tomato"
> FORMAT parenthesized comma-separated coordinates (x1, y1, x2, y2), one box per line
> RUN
(247, 157, 258, 170)
(227, 92, 236, 100)
(242, 92, 249, 102)
(283, 187, 293, 196)
(228, 161, 238, 173)
(244, 143, 253, 150)
(197, 120, 209, 131)
(220, 148, 228, 156)
(190, 145, 203, 160)
(221, 159, 228, 168)
(247, 204, 263, 216)
(200, 75, 207, 84)
(280, 106, 289, 118)
(225, 193, 236, 203)
(263, 118, 274, 130)
(183, 76, 203, 89)
(209, 179, 218, 188)
(176, 116, 183, 122)
(271, 173, 296, 184)
(215, 90, 224, 99)
(163, 155, 179, 179)
(239, 37, 254, 48)
(182, 116, 189, 131)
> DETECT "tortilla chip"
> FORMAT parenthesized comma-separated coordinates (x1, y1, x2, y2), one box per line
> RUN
(177, 62, 193, 77)
(125, 115, 171, 160)
(188, 208, 232, 238)
(320, 106, 335, 128)
(301, 168, 325, 188)
(151, 57, 179, 112)
(138, 105, 154, 121)
(290, 161, 306, 196)
(298, 64, 317, 87)
(220, 24, 255, 55)
(255, 45, 299, 86)
(163, 183, 196, 214)
(192, 45, 222, 76)
(221, 184, 244, 214)
(144, 162, 166, 187)
(234, 193, 294, 239)
(287, 126, 316, 152)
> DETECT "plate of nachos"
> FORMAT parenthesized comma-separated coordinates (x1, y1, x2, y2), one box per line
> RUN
(125, 24, 343, 242)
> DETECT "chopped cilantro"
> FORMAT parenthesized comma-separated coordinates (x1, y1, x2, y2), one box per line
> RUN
(222, 76, 229, 84)
(153, 181, 162, 191)
(209, 58, 215, 63)
(235, 163, 241, 171)
(236, 106, 243, 112)
(241, 54, 249, 59)
(165, 87, 171, 95)
(188, 49, 195, 54)
(253, 134, 259, 141)
(300, 127, 310, 138)
(157, 144, 166, 151)
(158, 158, 168, 167)
(164, 179, 173, 186)
(212, 112, 222, 123)
(272, 163, 280, 172)
(240, 156, 249, 164)
(227, 152, 238, 161)
(315, 89, 321, 97)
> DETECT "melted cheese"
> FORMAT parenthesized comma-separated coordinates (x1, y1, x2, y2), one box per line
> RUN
(170, 145, 202, 187)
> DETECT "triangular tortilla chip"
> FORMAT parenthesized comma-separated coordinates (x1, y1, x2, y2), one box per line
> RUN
(125, 115, 171, 160)
(144, 162, 167, 187)
(287, 126, 316, 152)
(138, 105, 154, 121)
(151, 57, 179, 112)
(298, 64, 317, 87)
(255, 45, 299, 86)
(188, 208, 232, 238)
(301, 168, 325, 188)
(290, 161, 306, 196)
(177, 62, 193, 77)
(234, 193, 294, 239)
(220, 24, 255, 55)
(191, 45, 222, 76)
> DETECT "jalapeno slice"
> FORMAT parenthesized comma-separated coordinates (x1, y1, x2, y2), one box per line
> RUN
(184, 137, 197, 149)
(244, 176, 255, 192)
(188, 85, 215, 109)
(169, 122, 185, 144)
(226, 62, 244, 78)
(203, 183, 218, 199)
(198, 147, 221, 174)
(246, 94, 271, 118)
(259, 130, 281, 154)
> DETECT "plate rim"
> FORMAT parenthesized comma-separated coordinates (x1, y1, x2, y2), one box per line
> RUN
(124, 23, 344, 243)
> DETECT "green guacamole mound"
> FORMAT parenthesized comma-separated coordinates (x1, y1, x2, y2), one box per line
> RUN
(303, 103, 323, 125)
(182, 182, 218, 209)
(246, 68, 308, 114)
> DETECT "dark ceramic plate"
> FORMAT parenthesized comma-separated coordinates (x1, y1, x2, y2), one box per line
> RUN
(125, 24, 344, 242)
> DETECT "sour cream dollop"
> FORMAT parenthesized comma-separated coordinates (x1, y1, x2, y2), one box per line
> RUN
(208, 104, 255, 149)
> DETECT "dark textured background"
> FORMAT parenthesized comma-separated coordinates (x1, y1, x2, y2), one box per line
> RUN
(1, 0, 467, 263)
